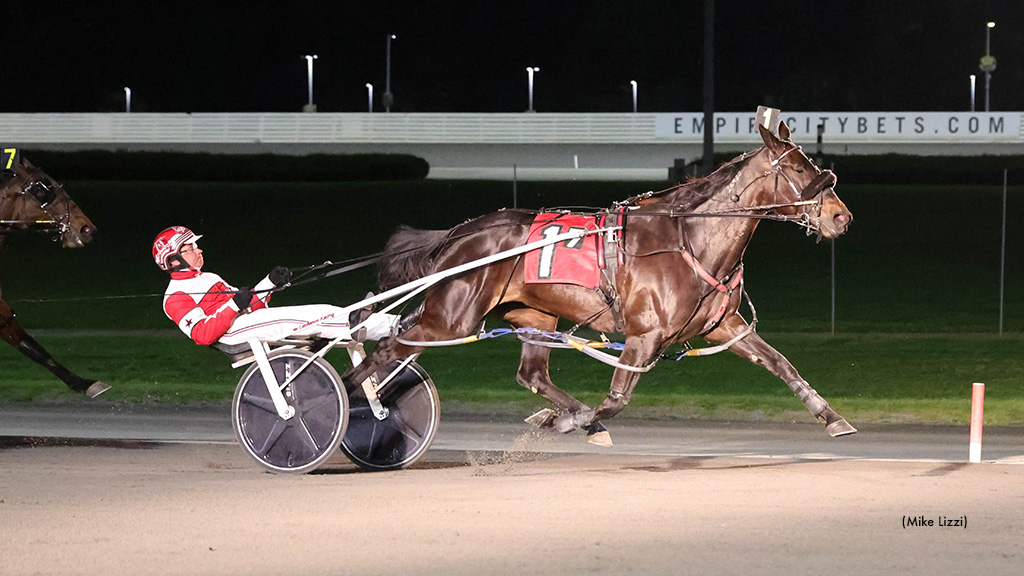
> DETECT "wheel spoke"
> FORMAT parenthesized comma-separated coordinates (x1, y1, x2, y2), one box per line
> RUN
(256, 419, 288, 456)
(297, 417, 321, 451)
(388, 409, 425, 447)
(240, 391, 278, 415)
(347, 403, 375, 418)
(297, 389, 339, 413)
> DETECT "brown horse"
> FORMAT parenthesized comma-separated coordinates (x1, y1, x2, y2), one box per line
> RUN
(1, 157, 108, 397)
(351, 121, 854, 445)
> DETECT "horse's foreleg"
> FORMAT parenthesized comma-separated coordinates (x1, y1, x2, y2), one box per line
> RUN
(0, 299, 109, 398)
(705, 314, 856, 437)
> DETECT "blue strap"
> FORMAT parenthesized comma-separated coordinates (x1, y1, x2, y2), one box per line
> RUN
(475, 327, 625, 350)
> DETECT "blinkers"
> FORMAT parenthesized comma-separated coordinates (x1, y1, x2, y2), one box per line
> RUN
(801, 169, 837, 200)
(23, 177, 57, 207)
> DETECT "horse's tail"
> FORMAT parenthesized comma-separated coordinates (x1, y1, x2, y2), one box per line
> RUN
(377, 225, 451, 291)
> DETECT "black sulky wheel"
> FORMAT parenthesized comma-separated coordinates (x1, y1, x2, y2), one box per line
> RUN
(341, 360, 440, 471)
(232, 349, 348, 474)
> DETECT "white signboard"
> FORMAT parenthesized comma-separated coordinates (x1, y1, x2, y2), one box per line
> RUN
(655, 112, 1020, 141)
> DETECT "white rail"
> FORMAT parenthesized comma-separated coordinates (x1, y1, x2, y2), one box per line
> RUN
(2, 112, 1021, 145)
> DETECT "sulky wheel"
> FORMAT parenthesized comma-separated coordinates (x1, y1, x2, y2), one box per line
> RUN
(341, 360, 440, 471)
(232, 349, 348, 474)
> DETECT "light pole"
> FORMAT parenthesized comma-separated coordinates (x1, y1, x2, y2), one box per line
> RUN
(123, 87, 131, 113)
(970, 74, 976, 112)
(526, 67, 539, 112)
(365, 83, 374, 113)
(630, 80, 637, 113)
(384, 34, 396, 113)
(303, 54, 318, 112)
(980, 21, 996, 112)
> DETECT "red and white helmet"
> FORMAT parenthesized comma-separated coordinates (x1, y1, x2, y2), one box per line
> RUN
(152, 226, 202, 271)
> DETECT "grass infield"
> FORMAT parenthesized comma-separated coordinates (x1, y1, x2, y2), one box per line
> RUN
(1, 179, 1022, 425)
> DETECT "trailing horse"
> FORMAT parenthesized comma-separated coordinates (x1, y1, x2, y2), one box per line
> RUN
(1, 157, 108, 397)
(350, 121, 854, 445)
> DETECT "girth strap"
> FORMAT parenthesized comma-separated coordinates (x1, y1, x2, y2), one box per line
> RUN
(598, 211, 626, 333)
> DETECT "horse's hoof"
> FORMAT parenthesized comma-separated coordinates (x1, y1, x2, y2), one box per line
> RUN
(524, 408, 555, 428)
(553, 413, 578, 434)
(85, 381, 110, 399)
(587, 430, 613, 447)
(826, 418, 857, 437)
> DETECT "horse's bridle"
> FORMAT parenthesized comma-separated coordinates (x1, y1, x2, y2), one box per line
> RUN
(0, 176, 72, 236)
(687, 144, 836, 234)
(767, 145, 836, 200)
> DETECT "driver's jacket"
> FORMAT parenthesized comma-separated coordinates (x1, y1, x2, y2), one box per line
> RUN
(163, 269, 269, 345)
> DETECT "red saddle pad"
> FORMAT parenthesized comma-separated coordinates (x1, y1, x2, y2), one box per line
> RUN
(524, 213, 601, 289)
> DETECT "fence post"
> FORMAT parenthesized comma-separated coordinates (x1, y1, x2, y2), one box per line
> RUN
(969, 382, 985, 463)
(998, 168, 1007, 335)
(512, 164, 518, 209)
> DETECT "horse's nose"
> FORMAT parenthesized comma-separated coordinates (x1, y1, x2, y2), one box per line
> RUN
(79, 224, 95, 242)
(834, 211, 852, 230)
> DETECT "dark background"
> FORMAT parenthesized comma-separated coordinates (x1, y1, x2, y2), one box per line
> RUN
(5, 1, 1022, 114)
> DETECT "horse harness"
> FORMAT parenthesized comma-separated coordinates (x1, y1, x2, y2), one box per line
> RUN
(596, 210, 627, 333)
(724, 145, 838, 234)
(0, 174, 71, 236)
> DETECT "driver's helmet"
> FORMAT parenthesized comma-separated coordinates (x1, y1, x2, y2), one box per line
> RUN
(153, 226, 202, 272)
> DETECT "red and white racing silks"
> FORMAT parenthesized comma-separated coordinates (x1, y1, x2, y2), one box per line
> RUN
(162, 269, 268, 345)
(164, 269, 399, 347)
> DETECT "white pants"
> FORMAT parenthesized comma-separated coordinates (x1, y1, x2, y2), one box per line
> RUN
(218, 304, 398, 346)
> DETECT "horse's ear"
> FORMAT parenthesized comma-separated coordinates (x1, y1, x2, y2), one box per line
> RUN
(778, 120, 792, 141)
(758, 123, 787, 156)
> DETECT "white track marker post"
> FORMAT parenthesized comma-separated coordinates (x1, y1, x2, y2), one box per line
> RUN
(969, 382, 986, 463)
(998, 168, 1007, 335)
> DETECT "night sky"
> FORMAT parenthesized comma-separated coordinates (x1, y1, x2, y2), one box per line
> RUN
(5, 0, 1022, 114)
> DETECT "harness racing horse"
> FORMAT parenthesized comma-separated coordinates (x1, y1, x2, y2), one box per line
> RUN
(351, 121, 854, 445)
(0, 157, 109, 398)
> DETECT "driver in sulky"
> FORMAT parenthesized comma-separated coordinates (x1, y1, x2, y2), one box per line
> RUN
(152, 226, 398, 347)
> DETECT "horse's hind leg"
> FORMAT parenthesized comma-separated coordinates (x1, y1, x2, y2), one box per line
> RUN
(551, 332, 656, 441)
(0, 299, 109, 398)
(706, 314, 856, 437)
(502, 308, 603, 433)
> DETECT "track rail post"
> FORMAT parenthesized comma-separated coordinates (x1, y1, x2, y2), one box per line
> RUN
(969, 382, 985, 463)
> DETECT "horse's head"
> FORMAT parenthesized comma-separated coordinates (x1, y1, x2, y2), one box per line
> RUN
(1, 158, 96, 248)
(756, 121, 852, 239)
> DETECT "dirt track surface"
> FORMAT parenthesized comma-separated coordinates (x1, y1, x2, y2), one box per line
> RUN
(1, 438, 1022, 576)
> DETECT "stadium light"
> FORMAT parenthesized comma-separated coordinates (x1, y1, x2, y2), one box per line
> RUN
(303, 54, 318, 111)
(385, 35, 396, 113)
(970, 74, 976, 112)
(526, 67, 540, 112)
(980, 22, 996, 112)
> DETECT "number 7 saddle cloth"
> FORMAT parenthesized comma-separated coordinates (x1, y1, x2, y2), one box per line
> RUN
(523, 212, 623, 289)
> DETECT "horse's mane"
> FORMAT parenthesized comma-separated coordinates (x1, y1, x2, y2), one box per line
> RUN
(637, 149, 760, 211)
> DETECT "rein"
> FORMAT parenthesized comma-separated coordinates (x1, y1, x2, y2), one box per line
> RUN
(615, 143, 835, 231)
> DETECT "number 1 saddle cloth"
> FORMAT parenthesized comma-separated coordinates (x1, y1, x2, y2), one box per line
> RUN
(523, 212, 623, 289)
